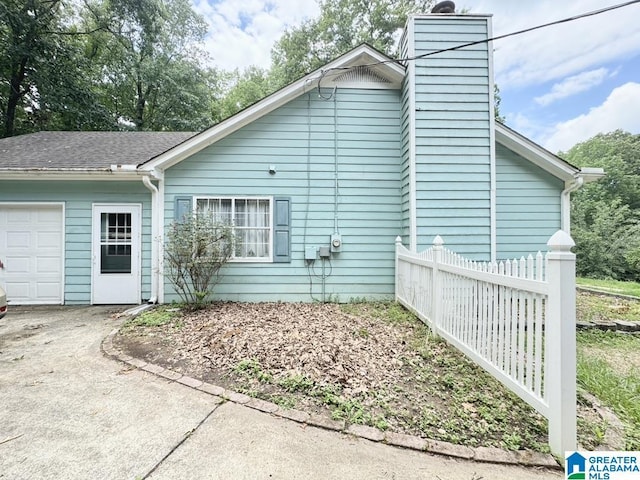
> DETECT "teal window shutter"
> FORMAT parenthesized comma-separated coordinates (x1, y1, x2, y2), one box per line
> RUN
(273, 197, 291, 263)
(174, 196, 192, 223)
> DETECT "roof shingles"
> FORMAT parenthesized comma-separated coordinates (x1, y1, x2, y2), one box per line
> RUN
(0, 131, 196, 170)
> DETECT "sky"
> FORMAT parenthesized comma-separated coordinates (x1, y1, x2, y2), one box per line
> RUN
(190, 0, 640, 153)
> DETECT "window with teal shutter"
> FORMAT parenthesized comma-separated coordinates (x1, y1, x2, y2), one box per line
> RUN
(273, 197, 291, 263)
(174, 196, 192, 223)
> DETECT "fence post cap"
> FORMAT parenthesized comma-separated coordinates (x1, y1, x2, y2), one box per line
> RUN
(395, 235, 403, 245)
(547, 230, 575, 251)
(433, 235, 444, 247)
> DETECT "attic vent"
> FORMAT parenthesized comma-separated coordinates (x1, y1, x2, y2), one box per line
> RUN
(431, 1, 455, 13)
(333, 65, 391, 85)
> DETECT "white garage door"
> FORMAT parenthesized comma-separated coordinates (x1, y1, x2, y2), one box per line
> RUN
(0, 204, 64, 304)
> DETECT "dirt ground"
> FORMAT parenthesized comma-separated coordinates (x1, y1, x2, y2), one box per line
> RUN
(114, 301, 606, 452)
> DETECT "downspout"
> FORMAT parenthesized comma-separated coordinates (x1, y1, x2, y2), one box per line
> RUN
(142, 175, 159, 304)
(561, 176, 583, 234)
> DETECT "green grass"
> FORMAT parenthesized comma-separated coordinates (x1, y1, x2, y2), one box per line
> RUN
(124, 306, 181, 328)
(577, 330, 640, 449)
(576, 289, 640, 322)
(577, 278, 640, 298)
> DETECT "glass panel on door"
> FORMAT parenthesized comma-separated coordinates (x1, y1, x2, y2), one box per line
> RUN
(100, 212, 132, 274)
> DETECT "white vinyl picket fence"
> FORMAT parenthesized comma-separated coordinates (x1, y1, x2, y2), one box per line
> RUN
(395, 231, 577, 456)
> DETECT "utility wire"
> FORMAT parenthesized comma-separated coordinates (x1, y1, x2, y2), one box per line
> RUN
(405, 0, 640, 63)
(315, 0, 640, 88)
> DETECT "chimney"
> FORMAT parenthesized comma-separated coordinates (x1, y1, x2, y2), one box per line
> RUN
(400, 8, 495, 259)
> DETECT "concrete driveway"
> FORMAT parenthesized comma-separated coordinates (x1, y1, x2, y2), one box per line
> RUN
(0, 306, 562, 480)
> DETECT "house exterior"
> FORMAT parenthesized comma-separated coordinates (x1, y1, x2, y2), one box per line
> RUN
(0, 11, 603, 306)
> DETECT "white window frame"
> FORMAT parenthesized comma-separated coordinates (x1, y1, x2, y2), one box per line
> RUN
(195, 196, 273, 263)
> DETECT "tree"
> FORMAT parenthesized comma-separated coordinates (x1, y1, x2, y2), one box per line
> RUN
(81, 0, 216, 131)
(0, 0, 112, 137)
(164, 213, 234, 308)
(212, 66, 275, 123)
(562, 131, 640, 210)
(565, 131, 640, 281)
(270, 0, 434, 87)
(571, 198, 640, 281)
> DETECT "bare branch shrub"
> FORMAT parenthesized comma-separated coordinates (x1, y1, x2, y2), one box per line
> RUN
(164, 213, 234, 309)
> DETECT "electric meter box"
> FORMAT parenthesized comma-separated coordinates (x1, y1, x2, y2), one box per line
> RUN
(330, 234, 342, 253)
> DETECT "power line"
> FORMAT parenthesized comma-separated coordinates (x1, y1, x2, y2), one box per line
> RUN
(315, 0, 640, 86)
(405, 0, 640, 63)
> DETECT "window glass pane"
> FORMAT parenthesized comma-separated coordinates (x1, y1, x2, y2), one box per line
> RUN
(196, 197, 270, 259)
(198, 198, 232, 225)
(100, 212, 132, 273)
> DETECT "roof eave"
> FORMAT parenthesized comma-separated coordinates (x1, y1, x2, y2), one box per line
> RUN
(141, 45, 405, 172)
(577, 167, 606, 184)
(0, 167, 150, 181)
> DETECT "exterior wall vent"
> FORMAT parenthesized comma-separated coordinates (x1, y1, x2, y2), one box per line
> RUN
(332, 65, 392, 86)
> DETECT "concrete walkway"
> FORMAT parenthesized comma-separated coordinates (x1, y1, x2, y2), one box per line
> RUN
(0, 306, 562, 480)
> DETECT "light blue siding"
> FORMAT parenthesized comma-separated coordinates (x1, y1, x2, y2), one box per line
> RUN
(164, 88, 402, 302)
(405, 16, 493, 258)
(495, 144, 564, 259)
(0, 181, 152, 304)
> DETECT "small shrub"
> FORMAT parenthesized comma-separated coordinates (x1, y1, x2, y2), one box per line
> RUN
(164, 213, 234, 309)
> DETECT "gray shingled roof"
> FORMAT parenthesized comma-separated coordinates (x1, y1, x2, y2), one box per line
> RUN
(0, 131, 196, 170)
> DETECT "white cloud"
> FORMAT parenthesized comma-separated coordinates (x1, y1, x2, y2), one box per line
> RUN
(466, 0, 640, 89)
(541, 82, 640, 152)
(534, 68, 611, 106)
(191, 0, 319, 71)
(191, 0, 640, 83)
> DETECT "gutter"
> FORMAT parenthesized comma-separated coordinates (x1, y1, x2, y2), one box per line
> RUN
(561, 168, 605, 233)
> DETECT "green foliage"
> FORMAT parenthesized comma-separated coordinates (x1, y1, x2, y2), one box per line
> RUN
(571, 198, 640, 281)
(0, 0, 115, 137)
(563, 130, 640, 210)
(0, 0, 220, 137)
(212, 66, 276, 123)
(566, 131, 640, 281)
(125, 306, 180, 328)
(270, 0, 435, 88)
(235, 359, 273, 383)
(81, 0, 216, 131)
(164, 213, 234, 309)
(278, 374, 315, 393)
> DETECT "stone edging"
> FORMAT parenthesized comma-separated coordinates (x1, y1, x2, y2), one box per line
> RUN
(101, 328, 561, 470)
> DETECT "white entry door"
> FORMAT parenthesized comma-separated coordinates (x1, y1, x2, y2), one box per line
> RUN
(92, 204, 141, 304)
(0, 203, 64, 304)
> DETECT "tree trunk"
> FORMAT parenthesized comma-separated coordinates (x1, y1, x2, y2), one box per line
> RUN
(135, 78, 145, 130)
(3, 58, 28, 138)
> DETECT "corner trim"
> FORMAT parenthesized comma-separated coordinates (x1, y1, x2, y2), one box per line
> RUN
(407, 19, 418, 252)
